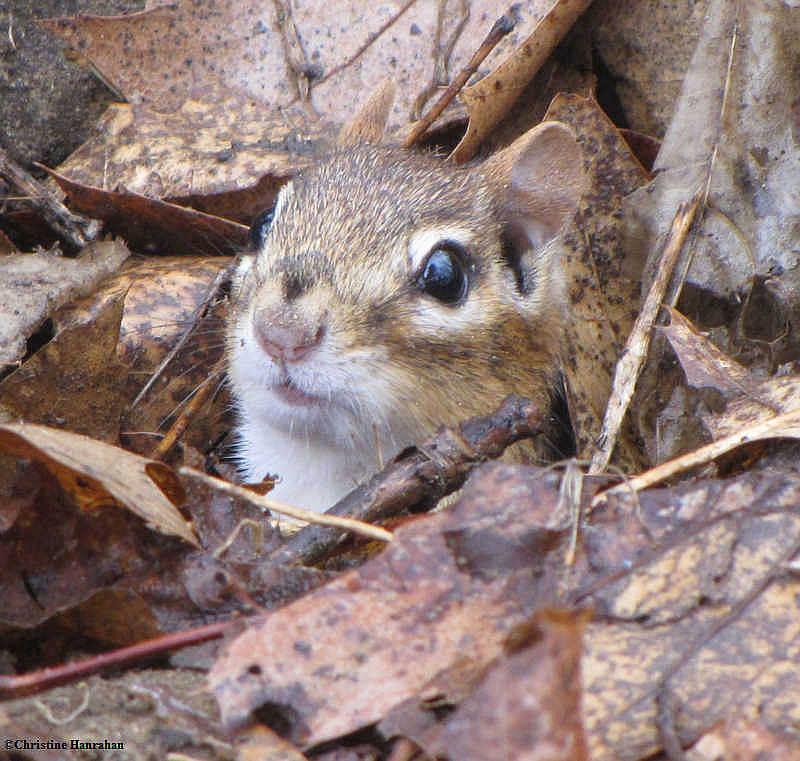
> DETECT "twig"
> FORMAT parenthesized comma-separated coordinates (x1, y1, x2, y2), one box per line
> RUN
(589, 189, 703, 474)
(411, 0, 469, 120)
(151, 358, 226, 460)
(666, 15, 739, 309)
(132, 261, 233, 409)
(180, 467, 394, 544)
(0, 149, 98, 249)
(0, 622, 230, 700)
(402, 11, 516, 148)
(593, 406, 800, 508)
(274, 394, 544, 566)
(313, 0, 418, 87)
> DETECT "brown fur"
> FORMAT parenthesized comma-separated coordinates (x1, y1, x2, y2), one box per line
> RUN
(227, 124, 586, 510)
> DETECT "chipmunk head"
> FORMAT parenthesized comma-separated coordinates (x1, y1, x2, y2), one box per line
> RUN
(227, 119, 587, 511)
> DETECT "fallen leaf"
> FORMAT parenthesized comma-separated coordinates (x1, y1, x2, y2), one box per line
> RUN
(51, 94, 326, 208)
(0, 462, 173, 634)
(0, 239, 129, 369)
(632, 1, 800, 306)
(702, 375, 800, 440)
(210, 464, 571, 746)
(421, 609, 589, 761)
(688, 716, 800, 761)
(661, 306, 754, 398)
(452, 0, 594, 162)
(235, 724, 310, 761)
(543, 94, 650, 470)
(49, 169, 250, 257)
(42, 1, 574, 134)
(0, 422, 197, 547)
(624, 0, 800, 466)
(582, 470, 800, 760)
(0, 289, 129, 442)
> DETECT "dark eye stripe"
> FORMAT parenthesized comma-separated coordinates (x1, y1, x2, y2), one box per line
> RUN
(250, 206, 275, 249)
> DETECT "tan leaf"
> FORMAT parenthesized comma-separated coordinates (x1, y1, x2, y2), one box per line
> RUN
(51, 93, 327, 207)
(583, 471, 800, 760)
(42, 1, 566, 134)
(0, 240, 129, 370)
(703, 375, 800, 440)
(452, 0, 594, 162)
(0, 423, 198, 547)
(661, 306, 754, 398)
(689, 717, 800, 761)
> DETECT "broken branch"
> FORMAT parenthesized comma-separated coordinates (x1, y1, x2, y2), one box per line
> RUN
(275, 394, 545, 566)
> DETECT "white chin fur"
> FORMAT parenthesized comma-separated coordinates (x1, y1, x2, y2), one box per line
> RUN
(229, 320, 405, 513)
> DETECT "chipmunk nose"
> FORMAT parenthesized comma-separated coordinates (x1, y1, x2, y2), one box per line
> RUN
(252, 305, 325, 362)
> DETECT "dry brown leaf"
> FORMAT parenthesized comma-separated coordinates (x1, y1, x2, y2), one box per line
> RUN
(631, 0, 800, 306)
(377, 657, 489, 744)
(51, 94, 327, 207)
(49, 169, 250, 257)
(210, 464, 571, 747)
(0, 422, 198, 547)
(661, 306, 754, 397)
(0, 463, 175, 635)
(0, 288, 130, 442)
(41, 1, 570, 133)
(595, 406, 800, 504)
(1, 253, 230, 456)
(235, 724, 310, 761)
(624, 0, 800, 465)
(588, 191, 701, 473)
(0, 227, 19, 255)
(421, 609, 588, 761)
(543, 94, 650, 470)
(703, 375, 800, 440)
(41, 1, 593, 214)
(582, 470, 800, 760)
(207, 458, 800, 759)
(452, 0, 594, 162)
(688, 717, 800, 761)
(659, 306, 800, 442)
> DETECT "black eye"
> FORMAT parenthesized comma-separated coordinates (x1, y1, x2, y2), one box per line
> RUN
(417, 245, 468, 304)
(250, 206, 275, 249)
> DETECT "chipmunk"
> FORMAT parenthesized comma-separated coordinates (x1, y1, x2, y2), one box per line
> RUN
(227, 95, 587, 513)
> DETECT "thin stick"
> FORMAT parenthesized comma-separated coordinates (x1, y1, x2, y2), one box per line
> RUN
(593, 406, 800, 507)
(667, 16, 739, 309)
(275, 394, 543, 566)
(151, 359, 225, 460)
(589, 189, 703, 474)
(0, 149, 98, 249)
(132, 262, 233, 408)
(0, 622, 229, 700)
(402, 11, 516, 148)
(181, 466, 394, 543)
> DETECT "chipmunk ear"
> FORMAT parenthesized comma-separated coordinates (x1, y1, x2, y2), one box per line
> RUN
(338, 78, 396, 147)
(482, 121, 588, 252)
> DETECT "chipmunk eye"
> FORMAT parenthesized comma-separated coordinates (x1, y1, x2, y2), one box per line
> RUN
(250, 206, 275, 249)
(418, 244, 468, 304)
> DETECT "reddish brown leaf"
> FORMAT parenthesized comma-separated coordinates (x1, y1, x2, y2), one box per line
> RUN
(210, 464, 570, 746)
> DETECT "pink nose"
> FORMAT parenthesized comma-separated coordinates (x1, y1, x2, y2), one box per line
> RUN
(253, 306, 325, 362)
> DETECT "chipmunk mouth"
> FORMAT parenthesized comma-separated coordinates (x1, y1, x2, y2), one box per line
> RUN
(270, 376, 325, 408)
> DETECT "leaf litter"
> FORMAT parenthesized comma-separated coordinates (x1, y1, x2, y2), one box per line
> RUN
(1, 1, 799, 760)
